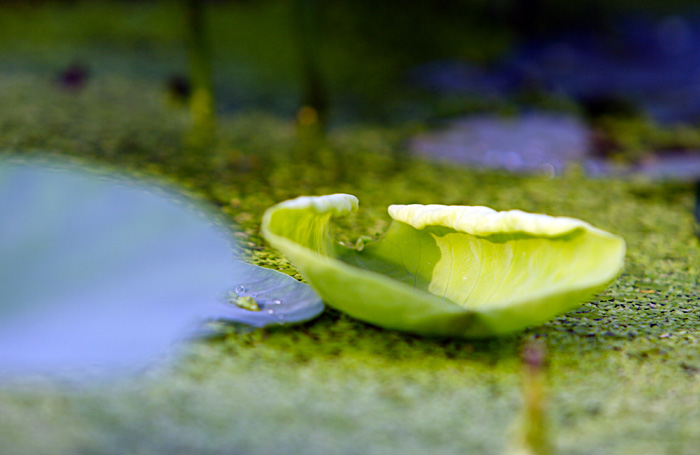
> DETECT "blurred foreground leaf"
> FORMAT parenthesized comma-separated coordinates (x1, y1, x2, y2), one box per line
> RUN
(0, 155, 322, 378)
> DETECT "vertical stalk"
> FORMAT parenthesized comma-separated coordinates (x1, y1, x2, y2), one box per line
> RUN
(294, 0, 328, 130)
(507, 338, 553, 455)
(693, 179, 700, 237)
(185, 0, 215, 151)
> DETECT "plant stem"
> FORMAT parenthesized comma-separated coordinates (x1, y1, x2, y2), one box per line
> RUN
(507, 338, 553, 455)
(294, 0, 328, 130)
(185, 0, 215, 150)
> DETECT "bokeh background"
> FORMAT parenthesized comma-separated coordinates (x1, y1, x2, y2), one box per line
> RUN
(4, 0, 700, 174)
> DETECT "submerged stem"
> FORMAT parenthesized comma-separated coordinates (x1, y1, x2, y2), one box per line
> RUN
(506, 338, 553, 455)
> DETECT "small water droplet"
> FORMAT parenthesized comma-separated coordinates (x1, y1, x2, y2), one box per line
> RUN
(273, 299, 282, 305)
(267, 309, 274, 315)
(235, 285, 246, 295)
(277, 314, 285, 321)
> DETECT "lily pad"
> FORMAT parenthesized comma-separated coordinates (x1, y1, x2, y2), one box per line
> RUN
(0, 156, 322, 377)
(261, 194, 626, 338)
(223, 262, 324, 328)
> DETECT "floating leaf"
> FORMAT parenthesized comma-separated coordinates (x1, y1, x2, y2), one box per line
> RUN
(0, 156, 322, 377)
(222, 262, 324, 328)
(261, 194, 626, 337)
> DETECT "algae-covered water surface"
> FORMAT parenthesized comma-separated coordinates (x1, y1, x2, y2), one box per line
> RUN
(2, 1, 700, 454)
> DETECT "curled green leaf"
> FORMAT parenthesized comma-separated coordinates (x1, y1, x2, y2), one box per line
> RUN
(262, 194, 625, 338)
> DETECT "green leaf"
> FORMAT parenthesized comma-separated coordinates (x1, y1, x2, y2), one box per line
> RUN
(262, 194, 626, 337)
